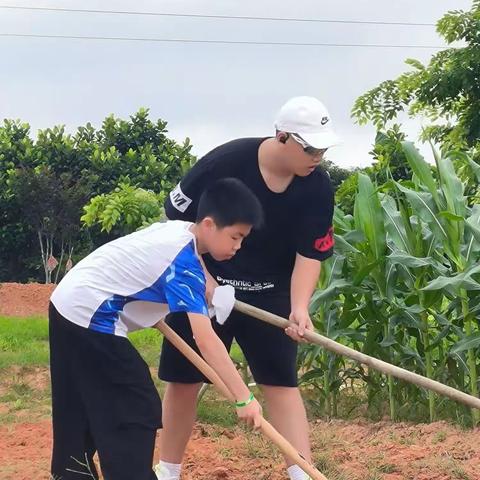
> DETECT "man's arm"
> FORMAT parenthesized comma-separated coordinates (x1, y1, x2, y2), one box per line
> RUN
(286, 253, 321, 342)
(289, 172, 334, 341)
(164, 150, 223, 221)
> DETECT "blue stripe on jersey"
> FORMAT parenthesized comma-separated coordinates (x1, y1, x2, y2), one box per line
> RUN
(89, 240, 206, 333)
(88, 295, 134, 334)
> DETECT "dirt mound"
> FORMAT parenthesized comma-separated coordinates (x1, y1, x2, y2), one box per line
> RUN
(1, 419, 479, 480)
(0, 283, 54, 317)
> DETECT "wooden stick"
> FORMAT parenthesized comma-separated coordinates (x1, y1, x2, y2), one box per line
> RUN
(156, 320, 328, 480)
(234, 300, 480, 411)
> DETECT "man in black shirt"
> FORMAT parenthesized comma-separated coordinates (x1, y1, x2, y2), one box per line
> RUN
(156, 97, 338, 480)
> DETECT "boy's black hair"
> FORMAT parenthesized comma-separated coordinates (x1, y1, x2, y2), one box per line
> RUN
(196, 178, 263, 229)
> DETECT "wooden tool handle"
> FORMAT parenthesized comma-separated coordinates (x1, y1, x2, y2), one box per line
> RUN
(234, 300, 480, 411)
(156, 320, 327, 480)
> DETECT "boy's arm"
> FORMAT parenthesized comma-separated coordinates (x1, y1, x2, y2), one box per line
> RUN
(187, 312, 251, 401)
(160, 253, 261, 425)
(156, 312, 262, 427)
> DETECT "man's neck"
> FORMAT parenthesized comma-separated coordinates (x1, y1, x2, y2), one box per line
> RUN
(258, 139, 295, 193)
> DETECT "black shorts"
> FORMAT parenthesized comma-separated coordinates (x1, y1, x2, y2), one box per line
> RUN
(159, 293, 298, 387)
(49, 303, 161, 480)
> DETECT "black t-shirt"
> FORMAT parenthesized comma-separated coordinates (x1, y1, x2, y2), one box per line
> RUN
(165, 137, 334, 295)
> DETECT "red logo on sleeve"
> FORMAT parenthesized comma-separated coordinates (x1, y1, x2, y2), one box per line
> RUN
(314, 227, 334, 252)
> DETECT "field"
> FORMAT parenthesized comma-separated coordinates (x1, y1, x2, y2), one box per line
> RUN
(1, 283, 479, 480)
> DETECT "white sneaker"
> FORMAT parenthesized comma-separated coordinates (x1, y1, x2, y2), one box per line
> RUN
(154, 463, 169, 480)
(154, 462, 179, 480)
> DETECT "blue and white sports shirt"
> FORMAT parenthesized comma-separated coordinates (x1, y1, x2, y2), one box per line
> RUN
(51, 220, 208, 337)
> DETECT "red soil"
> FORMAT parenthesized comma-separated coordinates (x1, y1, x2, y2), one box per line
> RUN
(1, 283, 479, 480)
(0, 282, 55, 317)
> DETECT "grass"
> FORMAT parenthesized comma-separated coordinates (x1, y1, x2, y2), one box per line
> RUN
(128, 328, 163, 367)
(313, 453, 349, 480)
(0, 316, 50, 368)
(0, 366, 52, 424)
(0, 315, 244, 427)
(244, 432, 280, 460)
(197, 387, 238, 427)
(0, 315, 164, 369)
(414, 455, 472, 480)
(432, 430, 447, 444)
(0, 315, 165, 424)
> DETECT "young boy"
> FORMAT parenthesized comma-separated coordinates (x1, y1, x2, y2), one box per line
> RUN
(49, 178, 264, 480)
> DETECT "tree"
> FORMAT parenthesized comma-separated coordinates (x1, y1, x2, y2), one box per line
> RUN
(81, 183, 164, 236)
(0, 109, 195, 282)
(321, 160, 352, 190)
(9, 166, 91, 283)
(0, 120, 37, 281)
(335, 126, 412, 215)
(369, 126, 412, 184)
(352, 1, 480, 154)
(86, 108, 194, 197)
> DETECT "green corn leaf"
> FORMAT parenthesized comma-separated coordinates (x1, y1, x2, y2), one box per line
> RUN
(426, 325, 452, 351)
(422, 264, 480, 291)
(465, 205, 480, 243)
(396, 183, 448, 243)
(387, 252, 448, 275)
(354, 173, 386, 261)
(333, 234, 361, 254)
(381, 194, 411, 253)
(329, 328, 365, 342)
(310, 279, 354, 309)
(298, 368, 325, 385)
(379, 333, 397, 348)
(448, 150, 480, 183)
(401, 141, 439, 203)
(450, 333, 480, 354)
(436, 153, 465, 217)
(353, 259, 382, 286)
(468, 157, 480, 182)
(438, 211, 464, 222)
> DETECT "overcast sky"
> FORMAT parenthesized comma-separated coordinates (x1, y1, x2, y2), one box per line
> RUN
(0, 0, 473, 168)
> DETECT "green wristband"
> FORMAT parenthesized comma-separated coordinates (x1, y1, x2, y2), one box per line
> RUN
(235, 392, 255, 408)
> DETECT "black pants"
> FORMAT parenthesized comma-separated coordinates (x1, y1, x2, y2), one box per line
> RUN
(159, 293, 298, 387)
(49, 303, 162, 480)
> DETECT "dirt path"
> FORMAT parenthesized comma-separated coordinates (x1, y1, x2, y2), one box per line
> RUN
(1, 416, 479, 480)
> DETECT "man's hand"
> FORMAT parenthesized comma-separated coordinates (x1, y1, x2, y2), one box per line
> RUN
(285, 308, 314, 342)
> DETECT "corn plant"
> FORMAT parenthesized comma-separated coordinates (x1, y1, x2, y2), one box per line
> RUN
(306, 142, 480, 425)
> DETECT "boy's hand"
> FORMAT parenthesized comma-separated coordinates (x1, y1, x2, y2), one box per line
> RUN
(285, 309, 313, 342)
(235, 398, 263, 429)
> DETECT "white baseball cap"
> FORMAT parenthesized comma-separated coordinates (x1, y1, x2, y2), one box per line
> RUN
(274, 96, 340, 149)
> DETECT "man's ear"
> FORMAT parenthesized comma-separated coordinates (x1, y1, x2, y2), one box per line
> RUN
(277, 131, 289, 144)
